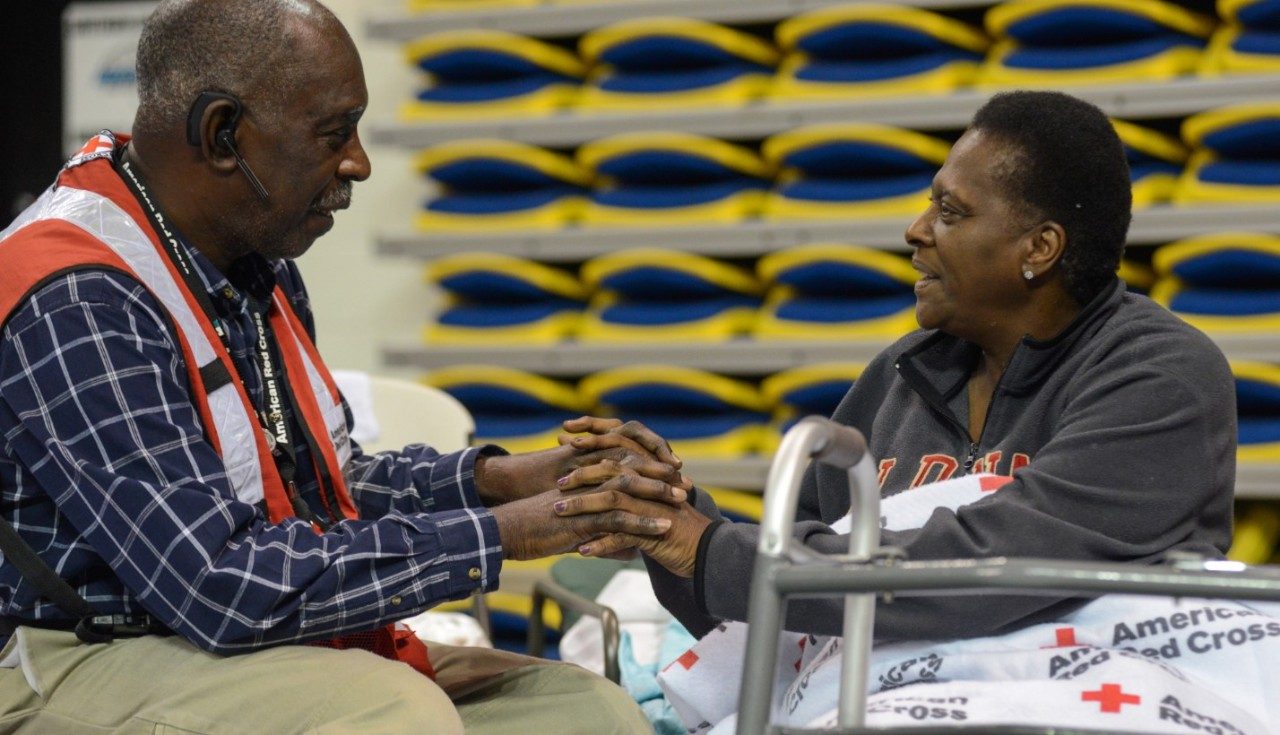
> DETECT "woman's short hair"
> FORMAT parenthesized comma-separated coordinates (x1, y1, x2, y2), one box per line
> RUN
(970, 91, 1132, 305)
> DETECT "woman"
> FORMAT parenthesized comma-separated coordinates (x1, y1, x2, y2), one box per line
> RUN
(559, 90, 1236, 641)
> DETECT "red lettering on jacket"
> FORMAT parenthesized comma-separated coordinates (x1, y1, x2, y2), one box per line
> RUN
(972, 451, 1003, 474)
(911, 454, 959, 487)
(1011, 453, 1030, 471)
(877, 459, 897, 487)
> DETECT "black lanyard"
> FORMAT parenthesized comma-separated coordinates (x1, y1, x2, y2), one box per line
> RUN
(115, 147, 335, 529)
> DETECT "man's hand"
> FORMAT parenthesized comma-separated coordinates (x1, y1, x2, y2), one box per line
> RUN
(554, 492, 711, 578)
(474, 416, 689, 506)
(491, 488, 674, 561)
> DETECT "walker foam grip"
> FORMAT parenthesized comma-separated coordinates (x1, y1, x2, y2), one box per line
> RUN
(427, 253, 587, 301)
(757, 244, 917, 297)
(1153, 233, 1280, 288)
(581, 249, 763, 298)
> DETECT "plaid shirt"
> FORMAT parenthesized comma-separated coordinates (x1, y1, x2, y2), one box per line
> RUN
(0, 229, 502, 654)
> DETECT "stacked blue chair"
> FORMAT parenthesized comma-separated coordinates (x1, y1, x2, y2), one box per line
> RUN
(425, 253, 587, 344)
(414, 140, 591, 231)
(761, 125, 949, 220)
(580, 366, 772, 458)
(980, 0, 1215, 86)
(771, 5, 989, 100)
(425, 365, 588, 454)
(1177, 103, 1280, 205)
(760, 363, 864, 453)
(577, 17, 780, 110)
(577, 133, 772, 225)
(402, 30, 585, 119)
(1151, 232, 1280, 332)
(1112, 119, 1189, 208)
(1231, 360, 1280, 462)
(1203, 0, 1280, 74)
(578, 248, 762, 342)
(754, 244, 920, 339)
(1118, 259, 1157, 293)
(410, 0, 535, 9)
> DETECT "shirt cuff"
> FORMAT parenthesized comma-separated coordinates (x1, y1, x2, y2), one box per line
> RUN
(429, 444, 507, 514)
(694, 519, 727, 616)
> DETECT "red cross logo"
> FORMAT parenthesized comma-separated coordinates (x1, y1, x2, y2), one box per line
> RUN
(979, 475, 1013, 492)
(669, 649, 699, 671)
(1081, 683, 1141, 713)
(1042, 627, 1078, 648)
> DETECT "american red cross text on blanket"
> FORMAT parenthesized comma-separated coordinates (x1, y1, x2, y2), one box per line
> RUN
(658, 472, 1280, 734)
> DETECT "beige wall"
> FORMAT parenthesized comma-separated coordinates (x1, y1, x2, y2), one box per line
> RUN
(299, 0, 432, 376)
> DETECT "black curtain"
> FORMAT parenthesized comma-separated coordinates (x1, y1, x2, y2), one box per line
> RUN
(3, 1, 119, 229)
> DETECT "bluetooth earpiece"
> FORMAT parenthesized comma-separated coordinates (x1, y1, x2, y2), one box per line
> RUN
(186, 91, 270, 201)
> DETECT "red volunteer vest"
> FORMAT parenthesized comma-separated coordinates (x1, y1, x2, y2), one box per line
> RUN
(0, 134, 432, 678)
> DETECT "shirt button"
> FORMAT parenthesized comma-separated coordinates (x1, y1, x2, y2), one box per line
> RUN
(390, 595, 403, 606)
(468, 567, 482, 581)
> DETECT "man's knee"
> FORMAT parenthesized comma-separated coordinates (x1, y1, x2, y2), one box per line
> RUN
(307, 650, 463, 735)
(555, 665, 650, 734)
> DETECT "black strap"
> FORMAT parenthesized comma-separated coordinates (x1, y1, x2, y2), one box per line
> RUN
(0, 514, 96, 621)
(198, 359, 234, 392)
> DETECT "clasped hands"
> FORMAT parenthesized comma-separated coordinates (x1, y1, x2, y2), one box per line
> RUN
(479, 417, 709, 578)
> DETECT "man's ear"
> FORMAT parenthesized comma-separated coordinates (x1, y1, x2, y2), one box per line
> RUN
(187, 93, 242, 174)
(1024, 220, 1067, 276)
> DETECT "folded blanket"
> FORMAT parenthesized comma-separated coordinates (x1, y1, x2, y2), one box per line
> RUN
(658, 473, 1280, 733)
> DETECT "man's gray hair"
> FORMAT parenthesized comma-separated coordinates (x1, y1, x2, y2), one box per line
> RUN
(134, 0, 337, 135)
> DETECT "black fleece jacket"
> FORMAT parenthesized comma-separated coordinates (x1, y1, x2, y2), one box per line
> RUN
(648, 280, 1236, 642)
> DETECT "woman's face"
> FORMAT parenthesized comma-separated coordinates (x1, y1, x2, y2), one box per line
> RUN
(905, 129, 1040, 341)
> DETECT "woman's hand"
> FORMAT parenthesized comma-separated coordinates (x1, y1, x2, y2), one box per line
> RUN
(553, 489, 710, 578)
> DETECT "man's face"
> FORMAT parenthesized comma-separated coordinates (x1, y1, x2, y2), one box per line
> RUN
(231, 20, 370, 262)
(904, 129, 1039, 341)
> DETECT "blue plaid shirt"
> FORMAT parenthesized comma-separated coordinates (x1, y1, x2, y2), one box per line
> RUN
(0, 230, 502, 654)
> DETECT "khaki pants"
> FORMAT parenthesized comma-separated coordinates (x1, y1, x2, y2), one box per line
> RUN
(0, 628, 650, 734)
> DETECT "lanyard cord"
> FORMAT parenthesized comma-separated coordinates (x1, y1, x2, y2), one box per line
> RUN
(116, 149, 333, 530)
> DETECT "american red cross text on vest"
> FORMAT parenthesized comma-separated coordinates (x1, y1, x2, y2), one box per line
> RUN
(1081, 683, 1141, 713)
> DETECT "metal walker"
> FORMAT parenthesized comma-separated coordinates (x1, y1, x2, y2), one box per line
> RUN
(736, 416, 1280, 735)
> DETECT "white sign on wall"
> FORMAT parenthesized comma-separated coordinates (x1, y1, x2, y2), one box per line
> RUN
(63, 1, 157, 155)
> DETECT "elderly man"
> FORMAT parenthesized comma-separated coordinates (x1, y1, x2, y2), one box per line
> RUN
(0, 1, 680, 732)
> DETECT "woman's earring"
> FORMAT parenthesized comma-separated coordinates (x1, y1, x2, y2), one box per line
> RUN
(1023, 269, 1034, 280)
